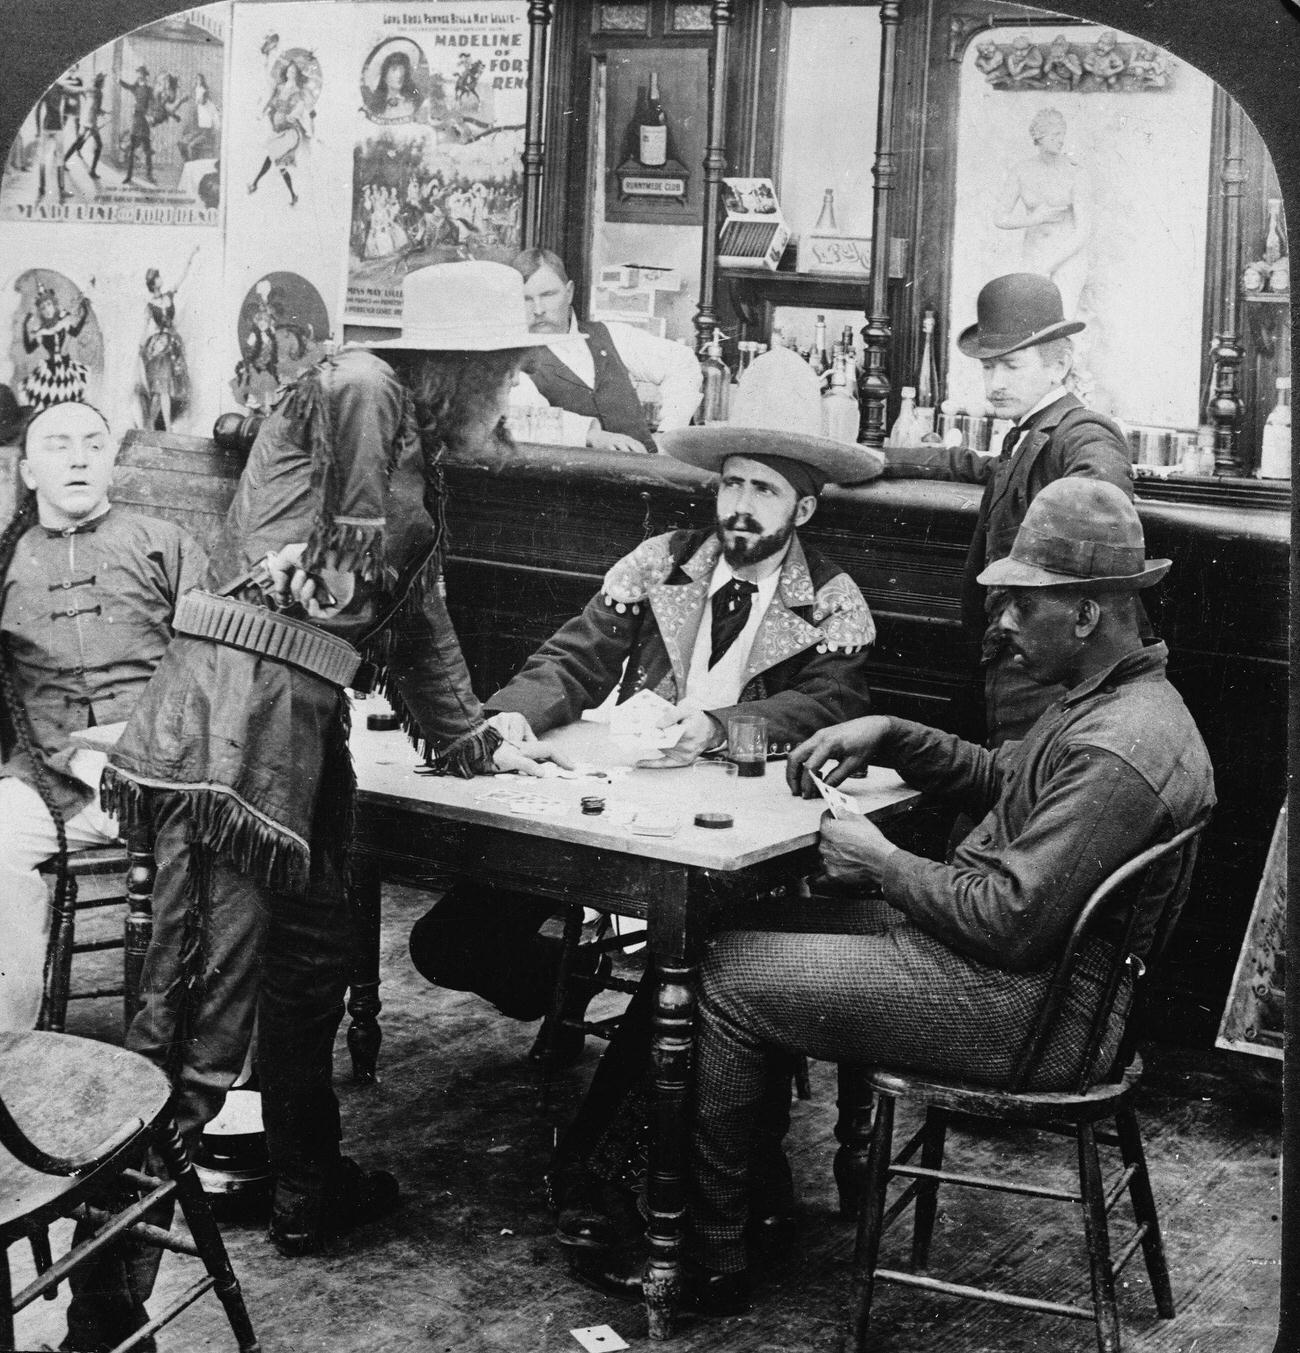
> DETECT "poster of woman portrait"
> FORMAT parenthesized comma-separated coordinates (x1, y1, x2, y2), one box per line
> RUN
(344, 4, 527, 325)
(229, 271, 331, 412)
(947, 24, 1214, 430)
(0, 4, 227, 227)
(361, 40, 430, 126)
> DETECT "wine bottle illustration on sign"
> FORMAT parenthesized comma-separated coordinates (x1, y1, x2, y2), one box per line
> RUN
(638, 70, 668, 167)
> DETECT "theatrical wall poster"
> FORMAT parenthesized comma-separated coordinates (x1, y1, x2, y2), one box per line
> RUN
(345, 1, 528, 325)
(0, 5, 228, 228)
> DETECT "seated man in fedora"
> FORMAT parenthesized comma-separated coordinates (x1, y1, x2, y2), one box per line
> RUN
(882, 272, 1135, 746)
(409, 348, 882, 1232)
(612, 477, 1212, 1314)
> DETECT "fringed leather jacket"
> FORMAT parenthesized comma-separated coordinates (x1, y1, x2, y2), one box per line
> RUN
(106, 348, 497, 892)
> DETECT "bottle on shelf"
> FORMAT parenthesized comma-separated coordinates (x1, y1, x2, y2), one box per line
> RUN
(813, 188, 839, 235)
(822, 350, 860, 443)
(699, 328, 729, 424)
(885, 385, 918, 448)
(1264, 197, 1287, 265)
(811, 314, 830, 379)
(914, 308, 940, 439)
(638, 70, 668, 168)
(1258, 376, 1291, 480)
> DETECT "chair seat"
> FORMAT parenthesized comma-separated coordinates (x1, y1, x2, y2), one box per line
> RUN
(866, 1055, 1143, 1125)
(0, 1032, 168, 1233)
(37, 845, 129, 878)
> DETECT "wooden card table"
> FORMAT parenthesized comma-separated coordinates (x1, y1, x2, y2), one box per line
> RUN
(348, 711, 919, 1337)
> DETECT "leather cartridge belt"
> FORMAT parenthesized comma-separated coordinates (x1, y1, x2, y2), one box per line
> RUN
(173, 591, 361, 688)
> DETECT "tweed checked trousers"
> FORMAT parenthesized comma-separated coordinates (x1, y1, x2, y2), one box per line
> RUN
(690, 908, 1126, 1272)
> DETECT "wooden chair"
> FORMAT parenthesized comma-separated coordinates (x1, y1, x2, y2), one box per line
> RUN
(0, 1030, 259, 1352)
(841, 816, 1209, 1353)
(38, 822, 156, 1035)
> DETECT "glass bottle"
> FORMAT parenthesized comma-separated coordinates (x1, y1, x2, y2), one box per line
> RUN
(822, 350, 860, 443)
(886, 386, 918, 448)
(699, 328, 729, 424)
(813, 188, 839, 234)
(914, 308, 940, 438)
(1258, 376, 1291, 479)
(639, 71, 668, 168)
(1264, 198, 1287, 265)
(811, 314, 830, 377)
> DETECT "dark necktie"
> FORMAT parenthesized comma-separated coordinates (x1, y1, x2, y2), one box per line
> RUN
(709, 577, 759, 669)
(1000, 422, 1026, 460)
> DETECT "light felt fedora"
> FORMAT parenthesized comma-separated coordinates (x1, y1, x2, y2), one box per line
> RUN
(957, 272, 1085, 361)
(657, 347, 885, 488)
(362, 261, 554, 351)
(977, 478, 1170, 592)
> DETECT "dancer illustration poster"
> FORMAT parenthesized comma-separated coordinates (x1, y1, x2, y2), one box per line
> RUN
(345, 2, 528, 325)
(0, 225, 222, 436)
(223, 2, 350, 376)
(0, 4, 228, 227)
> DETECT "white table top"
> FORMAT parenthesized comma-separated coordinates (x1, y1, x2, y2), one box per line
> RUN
(351, 710, 919, 873)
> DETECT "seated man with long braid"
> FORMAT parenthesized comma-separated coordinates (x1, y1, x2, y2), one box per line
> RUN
(0, 400, 204, 1028)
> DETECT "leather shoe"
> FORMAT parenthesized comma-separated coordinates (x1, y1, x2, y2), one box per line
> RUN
(529, 949, 612, 1069)
(269, 1156, 400, 1256)
(549, 1163, 640, 1252)
(571, 1249, 752, 1316)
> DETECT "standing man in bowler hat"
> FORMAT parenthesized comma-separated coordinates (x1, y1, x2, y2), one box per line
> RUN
(883, 272, 1135, 745)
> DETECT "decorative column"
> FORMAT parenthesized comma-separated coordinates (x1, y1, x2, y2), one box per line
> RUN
(860, 0, 901, 447)
(693, 1, 735, 353)
(520, 0, 553, 250)
(1209, 96, 1246, 474)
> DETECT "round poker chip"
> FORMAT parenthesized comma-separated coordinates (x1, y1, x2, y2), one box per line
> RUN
(581, 796, 606, 815)
(695, 812, 734, 830)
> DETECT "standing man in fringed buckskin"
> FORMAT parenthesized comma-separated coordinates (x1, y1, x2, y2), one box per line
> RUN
(409, 348, 885, 1251)
(67, 262, 562, 1353)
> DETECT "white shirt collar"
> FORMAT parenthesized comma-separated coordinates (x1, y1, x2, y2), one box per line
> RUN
(707, 539, 790, 608)
(1016, 385, 1070, 426)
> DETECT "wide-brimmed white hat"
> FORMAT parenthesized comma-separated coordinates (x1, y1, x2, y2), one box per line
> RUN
(658, 347, 885, 488)
(362, 261, 554, 351)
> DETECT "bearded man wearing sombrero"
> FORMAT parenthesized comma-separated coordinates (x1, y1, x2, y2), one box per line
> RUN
(883, 272, 1136, 747)
(409, 349, 883, 1251)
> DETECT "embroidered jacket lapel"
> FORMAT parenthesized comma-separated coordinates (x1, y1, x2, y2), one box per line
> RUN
(742, 536, 824, 683)
(647, 535, 716, 692)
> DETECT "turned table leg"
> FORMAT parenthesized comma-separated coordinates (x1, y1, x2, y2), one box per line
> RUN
(347, 853, 383, 1083)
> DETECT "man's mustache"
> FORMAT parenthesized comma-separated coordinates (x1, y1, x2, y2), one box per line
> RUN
(721, 515, 762, 533)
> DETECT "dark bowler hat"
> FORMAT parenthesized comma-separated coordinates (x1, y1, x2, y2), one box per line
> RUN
(957, 273, 1085, 361)
(977, 479, 1170, 592)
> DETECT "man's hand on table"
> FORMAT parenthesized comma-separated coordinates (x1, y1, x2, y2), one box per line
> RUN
(635, 703, 724, 769)
(817, 811, 899, 890)
(491, 740, 573, 776)
(786, 715, 893, 797)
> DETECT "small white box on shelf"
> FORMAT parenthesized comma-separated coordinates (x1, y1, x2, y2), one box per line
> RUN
(799, 233, 872, 275)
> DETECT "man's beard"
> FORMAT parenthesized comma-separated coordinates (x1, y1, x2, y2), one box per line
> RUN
(717, 512, 796, 568)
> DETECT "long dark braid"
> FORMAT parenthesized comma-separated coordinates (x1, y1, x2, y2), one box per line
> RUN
(0, 487, 77, 1029)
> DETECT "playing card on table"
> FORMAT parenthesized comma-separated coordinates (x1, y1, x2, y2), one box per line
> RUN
(810, 769, 865, 820)
(608, 689, 684, 752)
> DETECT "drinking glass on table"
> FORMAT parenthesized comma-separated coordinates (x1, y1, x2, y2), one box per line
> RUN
(727, 714, 767, 778)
